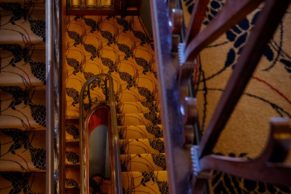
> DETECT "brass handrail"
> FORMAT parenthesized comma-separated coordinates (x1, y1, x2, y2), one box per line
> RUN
(79, 74, 122, 194)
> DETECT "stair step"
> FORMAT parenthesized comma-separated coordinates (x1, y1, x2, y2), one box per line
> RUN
(66, 68, 158, 95)
(65, 167, 80, 190)
(117, 88, 160, 102)
(118, 125, 163, 139)
(63, 171, 168, 194)
(0, 172, 45, 193)
(0, 48, 46, 87)
(112, 62, 157, 85)
(65, 122, 80, 142)
(120, 153, 166, 172)
(65, 178, 80, 189)
(116, 101, 160, 114)
(118, 113, 161, 126)
(0, 130, 46, 172)
(65, 98, 160, 119)
(110, 72, 158, 91)
(120, 138, 165, 154)
(0, 89, 46, 130)
(65, 75, 160, 118)
(0, 10, 45, 44)
(65, 149, 80, 166)
(121, 171, 168, 194)
(65, 124, 163, 142)
(115, 60, 158, 81)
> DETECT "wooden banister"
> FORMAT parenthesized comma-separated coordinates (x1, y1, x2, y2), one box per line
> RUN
(198, 118, 291, 186)
(179, 0, 265, 80)
(185, 0, 210, 46)
(198, 0, 291, 158)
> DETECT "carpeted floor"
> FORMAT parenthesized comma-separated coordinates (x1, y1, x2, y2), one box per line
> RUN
(63, 15, 168, 193)
(182, 0, 291, 193)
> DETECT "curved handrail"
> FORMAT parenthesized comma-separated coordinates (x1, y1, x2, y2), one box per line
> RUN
(79, 74, 122, 194)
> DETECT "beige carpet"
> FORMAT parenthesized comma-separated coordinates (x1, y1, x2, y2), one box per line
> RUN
(182, 0, 291, 193)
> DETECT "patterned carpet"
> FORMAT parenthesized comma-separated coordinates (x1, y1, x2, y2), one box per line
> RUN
(0, 0, 46, 193)
(63, 16, 169, 193)
(182, 0, 291, 193)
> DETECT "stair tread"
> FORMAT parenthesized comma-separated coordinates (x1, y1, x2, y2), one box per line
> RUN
(0, 89, 46, 130)
(0, 2, 45, 44)
(120, 153, 166, 172)
(65, 151, 80, 166)
(0, 49, 46, 87)
(66, 72, 159, 92)
(65, 77, 160, 118)
(117, 89, 160, 102)
(118, 125, 164, 139)
(64, 178, 80, 189)
(64, 167, 80, 191)
(0, 17, 45, 45)
(66, 107, 161, 125)
(65, 122, 80, 142)
(65, 101, 160, 119)
(0, 172, 46, 193)
(0, 130, 46, 172)
(117, 112, 161, 126)
(120, 138, 164, 154)
(116, 101, 161, 114)
(110, 72, 158, 91)
(121, 171, 168, 194)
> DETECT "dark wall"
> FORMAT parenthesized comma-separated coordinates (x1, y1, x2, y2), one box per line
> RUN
(139, 0, 153, 37)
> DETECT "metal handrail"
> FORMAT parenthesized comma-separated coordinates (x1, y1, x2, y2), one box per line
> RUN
(79, 74, 122, 194)
(46, 0, 62, 193)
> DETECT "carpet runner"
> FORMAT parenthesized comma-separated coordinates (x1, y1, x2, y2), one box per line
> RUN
(0, 0, 46, 193)
(63, 16, 168, 193)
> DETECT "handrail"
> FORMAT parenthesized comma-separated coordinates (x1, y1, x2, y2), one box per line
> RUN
(79, 74, 122, 194)
(46, 0, 62, 193)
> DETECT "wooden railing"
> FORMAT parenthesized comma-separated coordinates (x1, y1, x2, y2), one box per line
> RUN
(151, 0, 291, 193)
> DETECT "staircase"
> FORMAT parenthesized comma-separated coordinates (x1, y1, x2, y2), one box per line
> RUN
(0, 0, 46, 193)
(63, 16, 169, 193)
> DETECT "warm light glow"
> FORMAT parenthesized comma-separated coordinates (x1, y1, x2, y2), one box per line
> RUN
(86, 0, 97, 7)
(71, 0, 80, 7)
(101, 0, 112, 7)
